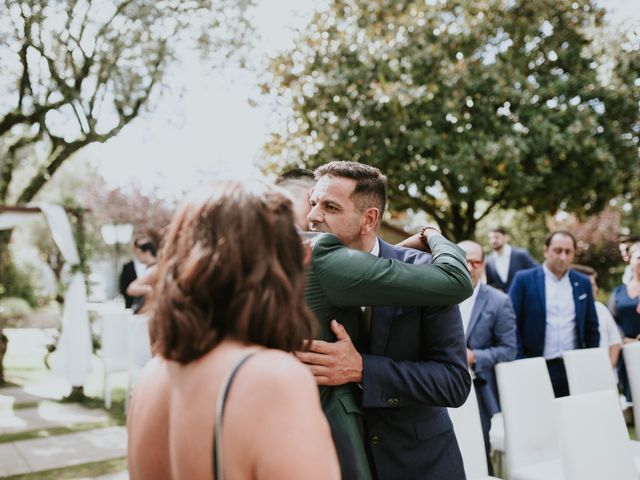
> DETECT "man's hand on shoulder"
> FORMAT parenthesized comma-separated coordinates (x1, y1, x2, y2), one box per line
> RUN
(294, 320, 363, 386)
(396, 224, 441, 252)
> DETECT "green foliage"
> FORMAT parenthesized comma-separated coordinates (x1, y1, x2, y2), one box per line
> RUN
(0, 261, 38, 308)
(0, 297, 32, 328)
(0, 0, 255, 206)
(265, 0, 640, 240)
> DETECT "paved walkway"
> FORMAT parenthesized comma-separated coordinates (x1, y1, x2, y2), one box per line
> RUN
(1, 328, 129, 479)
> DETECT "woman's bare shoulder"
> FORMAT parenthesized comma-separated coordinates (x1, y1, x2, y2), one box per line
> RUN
(243, 350, 316, 395)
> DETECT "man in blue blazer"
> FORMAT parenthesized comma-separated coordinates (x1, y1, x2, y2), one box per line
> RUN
(486, 226, 539, 292)
(300, 161, 472, 480)
(508, 231, 600, 397)
(458, 240, 517, 473)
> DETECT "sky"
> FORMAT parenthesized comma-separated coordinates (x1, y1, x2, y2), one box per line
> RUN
(82, 0, 639, 197)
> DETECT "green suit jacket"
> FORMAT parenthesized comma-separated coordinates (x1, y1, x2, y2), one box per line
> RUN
(304, 233, 472, 480)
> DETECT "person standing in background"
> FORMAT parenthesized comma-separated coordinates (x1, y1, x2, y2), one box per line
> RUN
(509, 231, 600, 397)
(609, 243, 640, 400)
(485, 226, 538, 293)
(458, 240, 517, 474)
(571, 264, 622, 369)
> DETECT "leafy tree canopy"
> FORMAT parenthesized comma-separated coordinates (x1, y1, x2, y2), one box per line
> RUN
(0, 0, 253, 205)
(265, 0, 640, 240)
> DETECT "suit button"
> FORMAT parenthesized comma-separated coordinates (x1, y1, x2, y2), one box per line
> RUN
(371, 435, 380, 446)
(387, 397, 399, 406)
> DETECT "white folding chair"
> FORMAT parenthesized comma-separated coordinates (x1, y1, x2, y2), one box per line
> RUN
(125, 314, 152, 412)
(554, 390, 637, 480)
(623, 342, 640, 441)
(100, 311, 130, 409)
(496, 357, 564, 480)
(449, 385, 500, 480)
(563, 347, 618, 395)
(488, 412, 505, 477)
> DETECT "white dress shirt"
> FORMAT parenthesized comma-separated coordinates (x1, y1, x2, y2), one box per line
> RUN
(543, 264, 577, 359)
(459, 283, 481, 335)
(492, 244, 512, 284)
(133, 258, 148, 278)
(595, 301, 623, 348)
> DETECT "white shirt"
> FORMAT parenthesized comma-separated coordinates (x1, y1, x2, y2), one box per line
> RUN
(370, 238, 380, 257)
(595, 301, 623, 348)
(492, 244, 512, 284)
(459, 283, 481, 334)
(543, 264, 577, 359)
(133, 258, 147, 279)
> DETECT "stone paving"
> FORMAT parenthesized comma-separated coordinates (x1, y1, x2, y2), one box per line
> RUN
(0, 328, 129, 479)
(0, 426, 127, 476)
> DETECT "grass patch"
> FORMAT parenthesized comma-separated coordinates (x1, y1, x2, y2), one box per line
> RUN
(0, 419, 122, 444)
(2, 457, 127, 480)
(11, 401, 39, 411)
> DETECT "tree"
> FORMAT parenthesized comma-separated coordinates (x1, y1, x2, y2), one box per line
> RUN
(264, 0, 640, 240)
(0, 0, 253, 290)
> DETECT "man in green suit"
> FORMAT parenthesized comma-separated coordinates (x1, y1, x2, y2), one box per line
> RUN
(276, 170, 472, 479)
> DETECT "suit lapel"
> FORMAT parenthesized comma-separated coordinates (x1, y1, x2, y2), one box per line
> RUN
(466, 285, 487, 341)
(507, 249, 517, 285)
(569, 270, 585, 345)
(535, 268, 546, 313)
(370, 239, 401, 354)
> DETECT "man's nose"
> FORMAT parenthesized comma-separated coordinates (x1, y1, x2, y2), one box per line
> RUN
(307, 204, 324, 224)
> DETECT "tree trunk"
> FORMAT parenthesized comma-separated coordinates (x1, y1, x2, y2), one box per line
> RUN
(0, 229, 13, 294)
(0, 230, 13, 385)
(0, 329, 7, 385)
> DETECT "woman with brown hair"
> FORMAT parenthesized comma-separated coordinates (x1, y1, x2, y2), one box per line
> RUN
(127, 180, 339, 480)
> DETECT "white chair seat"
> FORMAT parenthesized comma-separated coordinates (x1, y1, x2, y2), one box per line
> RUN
(510, 459, 564, 480)
(555, 390, 637, 480)
(489, 412, 505, 452)
(449, 386, 501, 479)
(623, 343, 640, 440)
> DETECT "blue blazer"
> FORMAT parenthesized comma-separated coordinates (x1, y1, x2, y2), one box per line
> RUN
(466, 284, 517, 416)
(362, 239, 471, 480)
(486, 247, 539, 292)
(508, 267, 600, 358)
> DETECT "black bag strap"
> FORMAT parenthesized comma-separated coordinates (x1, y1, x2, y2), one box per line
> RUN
(212, 349, 260, 479)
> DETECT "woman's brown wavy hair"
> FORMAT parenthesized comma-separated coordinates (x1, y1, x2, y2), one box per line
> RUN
(148, 180, 316, 364)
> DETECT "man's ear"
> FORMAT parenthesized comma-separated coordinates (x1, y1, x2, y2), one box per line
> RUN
(360, 207, 380, 235)
(303, 241, 313, 266)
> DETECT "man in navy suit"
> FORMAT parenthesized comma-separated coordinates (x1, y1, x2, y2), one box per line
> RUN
(458, 240, 517, 473)
(299, 161, 472, 480)
(486, 226, 538, 292)
(508, 231, 600, 397)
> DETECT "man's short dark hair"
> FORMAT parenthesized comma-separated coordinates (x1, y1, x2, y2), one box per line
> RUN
(315, 161, 387, 215)
(572, 264, 596, 278)
(545, 230, 577, 250)
(489, 226, 508, 235)
(275, 168, 315, 185)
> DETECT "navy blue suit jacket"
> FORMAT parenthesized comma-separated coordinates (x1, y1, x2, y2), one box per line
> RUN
(362, 239, 471, 480)
(466, 283, 517, 416)
(508, 267, 600, 358)
(486, 247, 538, 292)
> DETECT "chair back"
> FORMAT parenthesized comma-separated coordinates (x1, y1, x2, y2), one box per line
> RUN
(127, 314, 152, 381)
(563, 347, 617, 395)
(448, 385, 489, 478)
(100, 311, 130, 373)
(555, 390, 637, 480)
(623, 342, 640, 440)
(496, 357, 558, 475)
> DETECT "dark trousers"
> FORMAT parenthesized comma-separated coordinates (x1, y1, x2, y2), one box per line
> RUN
(474, 380, 494, 475)
(546, 358, 570, 398)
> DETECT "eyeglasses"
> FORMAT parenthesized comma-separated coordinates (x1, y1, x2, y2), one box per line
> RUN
(466, 259, 483, 268)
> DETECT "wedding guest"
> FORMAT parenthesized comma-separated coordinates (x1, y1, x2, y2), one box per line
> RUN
(127, 180, 339, 480)
(609, 243, 640, 401)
